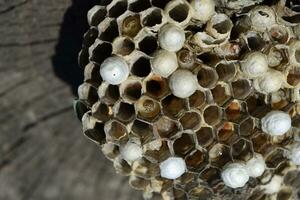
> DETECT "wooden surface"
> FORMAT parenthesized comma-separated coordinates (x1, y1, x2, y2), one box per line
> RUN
(0, 0, 142, 199)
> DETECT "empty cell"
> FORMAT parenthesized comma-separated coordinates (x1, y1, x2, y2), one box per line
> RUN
(196, 127, 215, 148)
(162, 94, 186, 119)
(211, 84, 230, 106)
(89, 41, 112, 65)
(115, 102, 136, 123)
(78, 83, 99, 107)
(168, 3, 189, 23)
(189, 90, 206, 108)
(83, 27, 99, 48)
(82, 113, 106, 145)
(84, 63, 102, 87)
(143, 140, 170, 162)
(225, 100, 242, 121)
(131, 56, 151, 77)
(265, 148, 286, 169)
(185, 150, 207, 172)
(239, 117, 255, 136)
(188, 186, 213, 200)
(120, 79, 142, 102)
(91, 101, 110, 122)
(216, 62, 237, 82)
(287, 68, 300, 86)
(251, 132, 272, 155)
(217, 122, 237, 144)
(231, 79, 252, 99)
(197, 66, 219, 89)
(145, 75, 170, 99)
(154, 116, 180, 138)
(209, 143, 231, 168)
(99, 20, 119, 42)
(88, 6, 107, 26)
(108, 0, 128, 18)
(179, 111, 201, 130)
(131, 119, 153, 143)
(203, 105, 223, 126)
(151, 0, 171, 9)
(129, 175, 150, 190)
(231, 139, 253, 161)
(173, 133, 195, 156)
(246, 95, 271, 118)
(105, 120, 128, 142)
(113, 37, 135, 56)
(138, 36, 158, 55)
(142, 8, 163, 27)
(129, 0, 151, 12)
(199, 167, 222, 187)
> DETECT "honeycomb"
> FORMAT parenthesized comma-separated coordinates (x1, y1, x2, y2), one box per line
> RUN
(75, 0, 300, 199)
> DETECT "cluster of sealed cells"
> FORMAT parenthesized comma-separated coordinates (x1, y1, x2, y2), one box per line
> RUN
(76, 0, 300, 199)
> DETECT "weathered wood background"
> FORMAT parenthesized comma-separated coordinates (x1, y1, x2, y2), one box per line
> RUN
(0, 0, 142, 199)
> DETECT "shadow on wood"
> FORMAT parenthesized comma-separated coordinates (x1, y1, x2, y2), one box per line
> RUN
(52, 0, 99, 96)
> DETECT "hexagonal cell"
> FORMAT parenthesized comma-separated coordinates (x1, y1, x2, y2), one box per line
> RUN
(217, 122, 238, 145)
(166, 1, 190, 25)
(144, 75, 170, 99)
(246, 94, 271, 118)
(189, 90, 206, 109)
(91, 101, 111, 122)
(78, 83, 98, 107)
(284, 170, 300, 188)
(142, 8, 163, 27)
(179, 111, 201, 131)
(136, 95, 161, 122)
(162, 94, 186, 119)
(211, 84, 231, 106)
(265, 148, 286, 169)
(251, 132, 272, 155)
(121, 14, 142, 38)
(188, 186, 213, 200)
(132, 158, 160, 178)
(129, 175, 150, 191)
(105, 120, 128, 143)
(107, 0, 128, 18)
(131, 56, 151, 77)
(99, 19, 119, 42)
(84, 62, 102, 87)
(287, 68, 300, 87)
(162, 188, 187, 200)
(175, 172, 197, 188)
(209, 143, 231, 168)
(82, 112, 106, 145)
(114, 101, 136, 123)
(83, 27, 99, 48)
(225, 100, 246, 122)
(112, 36, 135, 56)
(89, 40, 112, 66)
(98, 83, 120, 105)
(173, 133, 195, 157)
(216, 62, 237, 82)
(113, 156, 132, 175)
(199, 167, 222, 187)
(151, 0, 171, 9)
(239, 117, 255, 136)
(101, 142, 119, 160)
(177, 49, 195, 69)
(274, 161, 290, 176)
(154, 116, 180, 139)
(129, 0, 151, 12)
(231, 79, 252, 99)
(197, 66, 219, 89)
(276, 188, 293, 200)
(196, 127, 215, 148)
(231, 138, 254, 162)
(119, 78, 142, 103)
(185, 150, 208, 172)
(131, 119, 153, 143)
(138, 35, 158, 55)
(143, 140, 170, 163)
(203, 105, 223, 126)
(87, 6, 107, 27)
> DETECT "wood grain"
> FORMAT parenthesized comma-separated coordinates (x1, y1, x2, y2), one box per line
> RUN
(0, 0, 142, 199)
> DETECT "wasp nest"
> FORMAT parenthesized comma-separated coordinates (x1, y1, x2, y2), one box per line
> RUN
(75, 0, 300, 199)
